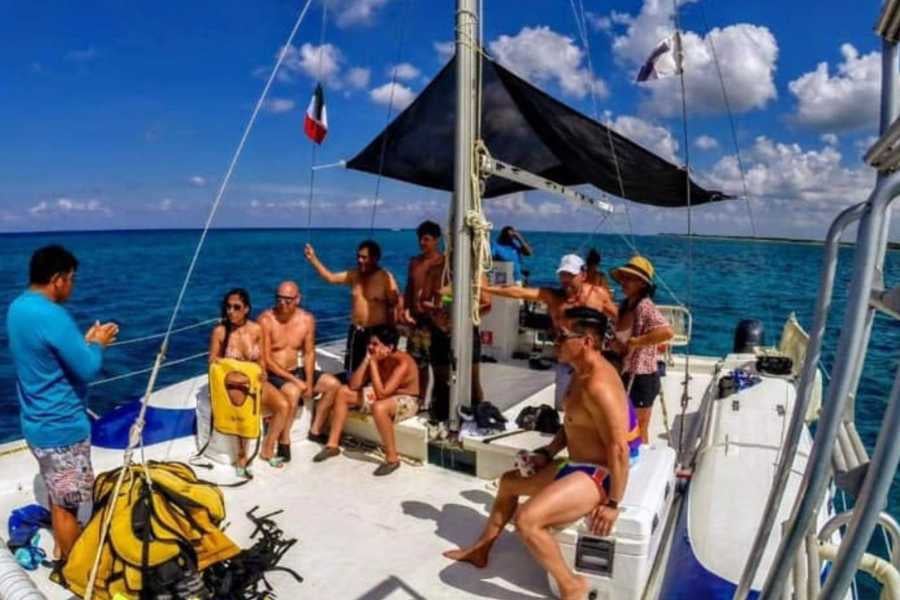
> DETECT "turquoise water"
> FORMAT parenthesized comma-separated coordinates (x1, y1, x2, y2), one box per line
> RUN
(0, 228, 897, 594)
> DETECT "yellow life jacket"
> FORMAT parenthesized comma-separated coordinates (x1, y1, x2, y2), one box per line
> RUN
(58, 461, 240, 599)
(207, 358, 262, 439)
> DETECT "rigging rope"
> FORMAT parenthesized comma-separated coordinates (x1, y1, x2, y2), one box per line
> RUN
(696, 2, 781, 339)
(107, 318, 219, 348)
(671, 2, 695, 464)
(565, 0, 684, 309)
(303, 0, 329, 289)
(82, 2, 317, 597)
(369, 0, 412, 235)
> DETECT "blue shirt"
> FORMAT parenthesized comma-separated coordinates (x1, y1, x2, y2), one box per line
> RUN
(6, 291, 103, 448)
(492, 240, 524, 282)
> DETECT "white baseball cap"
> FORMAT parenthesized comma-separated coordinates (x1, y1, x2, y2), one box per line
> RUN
(556, 254, 585, 275)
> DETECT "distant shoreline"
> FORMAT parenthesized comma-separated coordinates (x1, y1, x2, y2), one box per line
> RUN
(3, 227, 898, 250)
(664, 232, 900, 250)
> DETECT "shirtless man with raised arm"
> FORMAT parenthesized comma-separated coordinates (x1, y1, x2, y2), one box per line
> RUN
(444, 307, 638, 600)
(258, 281, 342, 459)
(304, 239, 400, 379)
(312, 325, 420, 476)
(486, 253, 617, 409)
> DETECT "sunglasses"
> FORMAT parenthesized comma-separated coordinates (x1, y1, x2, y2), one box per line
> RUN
(225, 303, 245, 311)
(274, 295, 297, 303)
(555, 330, 585, 342)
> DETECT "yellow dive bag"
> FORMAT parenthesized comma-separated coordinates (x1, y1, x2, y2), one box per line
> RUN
(207, 358, 262, 439)
(57, 461, 240, 599)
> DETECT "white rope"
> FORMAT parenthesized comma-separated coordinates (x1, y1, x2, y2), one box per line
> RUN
(108, 318, 219, 347)
(88, 351, 209, 387)
(83, 2, 316, 597)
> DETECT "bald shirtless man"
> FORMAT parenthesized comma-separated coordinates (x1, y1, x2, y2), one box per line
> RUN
(486, 254, 617, 409)
(443, 307, 638, 600)
(304, 239, 400, 380)
(259, 281, 341, 459)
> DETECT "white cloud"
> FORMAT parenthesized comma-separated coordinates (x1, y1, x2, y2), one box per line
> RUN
(332, 0, 389, 28)
(788, 44, 880, 133)
(345, 67, 371, 89)
(486, 192, 575, 219)
(389, 62, 420, 81)
(854, 134, 878, 159)
(158, 198, 175, 211)
(609, 0, 778, 115)
(348, 197, 385, 210)
(281, 43, 343, 85)
(434, 41, 455, 63)
(707, 136, 873, 208)
(820, 133, 839, 146)
(189, 176, 207, 187)
(65, 47, 98, 62)
(609, 115, 679, 163)
(30, 197, 110, 216)
(263, 98, 296, 114)
(695, 135, 719, 150)
(586, 10, 632, 32)
(369, 82, 416, 110)
(488, 26, 608, 99)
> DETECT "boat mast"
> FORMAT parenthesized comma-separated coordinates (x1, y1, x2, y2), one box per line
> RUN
(449, 0, 478, 431)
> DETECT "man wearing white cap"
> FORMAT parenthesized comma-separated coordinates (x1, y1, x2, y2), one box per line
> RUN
(486, 254, 616, 408)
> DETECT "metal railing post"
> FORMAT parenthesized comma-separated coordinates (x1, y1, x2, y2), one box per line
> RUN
(820, 368, 900, 597)
(733, 201, 866, 599)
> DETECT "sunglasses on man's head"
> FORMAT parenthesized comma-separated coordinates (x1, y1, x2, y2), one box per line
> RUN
(555, 330, 585, 342)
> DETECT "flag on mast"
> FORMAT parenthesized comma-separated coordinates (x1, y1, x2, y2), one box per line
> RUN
(304, 83, 328, 144)
(636, 32, 683, 82)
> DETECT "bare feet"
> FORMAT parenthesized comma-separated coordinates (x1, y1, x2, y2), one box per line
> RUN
(442, 542, 492, 569)
(560, 575, 590, 600)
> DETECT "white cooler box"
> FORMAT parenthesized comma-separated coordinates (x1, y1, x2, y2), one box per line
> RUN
(549, 444, 677, 600)
(195, 382, 242, 465)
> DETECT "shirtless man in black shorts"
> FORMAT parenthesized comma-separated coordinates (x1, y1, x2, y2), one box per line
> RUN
(259, 280, 341, 460)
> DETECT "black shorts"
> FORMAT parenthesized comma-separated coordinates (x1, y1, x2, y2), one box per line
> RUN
(425, 325, 481, 366)
(623, 372, 661, 409)
(269, 367, 324, 390)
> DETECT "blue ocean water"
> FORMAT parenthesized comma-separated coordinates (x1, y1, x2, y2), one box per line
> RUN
(0, 228, 897, 593)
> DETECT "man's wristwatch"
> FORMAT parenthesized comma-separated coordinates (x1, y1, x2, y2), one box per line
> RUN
(605, 499, 619, 510)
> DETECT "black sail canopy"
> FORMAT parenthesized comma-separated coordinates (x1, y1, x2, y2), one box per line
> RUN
(346, 56, 727, 207)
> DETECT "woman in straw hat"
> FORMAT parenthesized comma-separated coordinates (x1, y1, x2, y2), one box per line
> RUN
(610, 256, 674, 444)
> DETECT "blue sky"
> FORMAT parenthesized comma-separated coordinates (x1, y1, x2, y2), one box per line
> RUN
(0, 0, 895, 240)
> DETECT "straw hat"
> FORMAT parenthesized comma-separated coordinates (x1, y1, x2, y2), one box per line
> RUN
(610, 255, 655, 286)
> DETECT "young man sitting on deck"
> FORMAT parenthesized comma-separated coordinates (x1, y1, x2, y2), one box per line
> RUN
(444, 307, 637, 600)
(304, 240, 401, 381)
(485, 254, 617, 410)
(259, 280, 342, 459)
(312, 325, 420, 476)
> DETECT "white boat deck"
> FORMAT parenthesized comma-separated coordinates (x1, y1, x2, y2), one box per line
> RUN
(0, 434, 553, 599)
(0, 351, 734, 599)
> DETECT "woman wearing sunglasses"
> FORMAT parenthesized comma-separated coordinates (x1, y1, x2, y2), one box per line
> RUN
(209, 288, 290, 474)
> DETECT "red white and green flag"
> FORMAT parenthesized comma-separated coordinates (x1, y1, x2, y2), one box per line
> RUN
(304, 83, 328, 144)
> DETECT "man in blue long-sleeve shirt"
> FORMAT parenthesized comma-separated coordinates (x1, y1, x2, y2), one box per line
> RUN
(6, 245, 118, 560)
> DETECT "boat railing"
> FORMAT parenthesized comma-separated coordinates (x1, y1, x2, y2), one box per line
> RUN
(656, 304, 692, 348)
(88, 314, 350, 390)
(737, 5, 900, 597)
